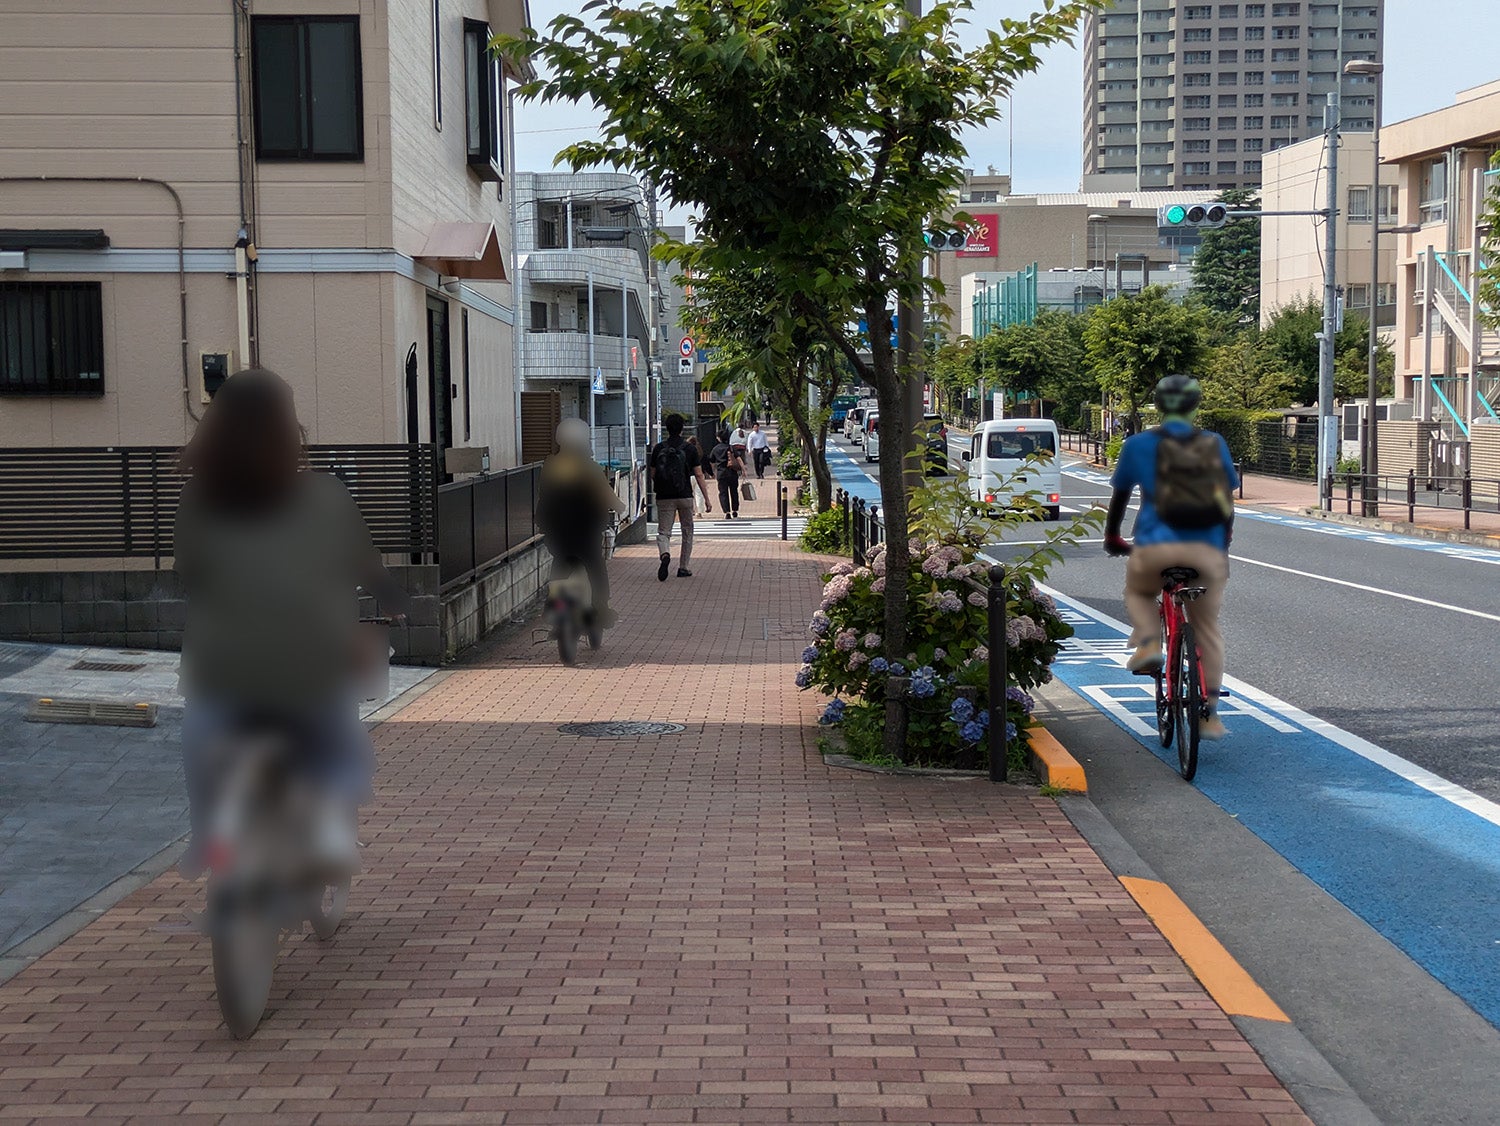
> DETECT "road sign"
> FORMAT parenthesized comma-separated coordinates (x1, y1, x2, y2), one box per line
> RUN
(678, 357, 694, 375)
(679, 337, 694, 358)
(591, 367, 606, 393)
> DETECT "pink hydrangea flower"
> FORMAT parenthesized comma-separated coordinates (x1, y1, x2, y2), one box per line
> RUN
(871, 577, 886, 593)
(849, 650, 869, 668)
(871, 554, 887, 576)
(822, 575, 854, 604)
(933, 647, 946, 660)
(834, 628, 859, 652)
(973, 645, 989, 662)
(921, 554, 950, 578)
(909, 538, 923, 553)
(863, 632, 881, 649)
(937, 590, 963, 613)
(968, 591, 988, 607)
(829, 562, 855, 577)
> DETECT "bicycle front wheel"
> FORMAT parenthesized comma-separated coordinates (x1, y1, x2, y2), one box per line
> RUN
(1174, 621, 1202, 781)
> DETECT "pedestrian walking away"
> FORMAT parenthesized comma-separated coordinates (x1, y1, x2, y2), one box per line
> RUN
(651, 413, 713, 580)
(747, 421, 771, 479)
(709, 428, 745, 520)
(1103, 373, 1239, 741)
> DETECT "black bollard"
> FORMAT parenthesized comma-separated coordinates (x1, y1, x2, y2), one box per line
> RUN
(987, 563, 1007, 784)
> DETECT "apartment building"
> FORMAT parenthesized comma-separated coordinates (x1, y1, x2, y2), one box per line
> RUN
(0, 0, 527, 467)
(1082, 0, 1383, 192)
(1380, 80, 1500, 462)
(1260, 131, 1396, 326)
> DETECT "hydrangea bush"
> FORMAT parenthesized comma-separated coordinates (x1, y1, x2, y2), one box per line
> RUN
(799, 466, 1101, 769)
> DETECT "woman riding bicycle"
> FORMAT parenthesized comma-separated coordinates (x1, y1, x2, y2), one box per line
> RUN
(536, 418, 626, 627)
(1103, 374, 1239, 741)
(173, 368, 410, 877)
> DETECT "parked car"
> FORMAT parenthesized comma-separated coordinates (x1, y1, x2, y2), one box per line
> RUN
(962, 418, 1061, 520)
(864, 412, 881, 462)
(922, 413, 948, 475)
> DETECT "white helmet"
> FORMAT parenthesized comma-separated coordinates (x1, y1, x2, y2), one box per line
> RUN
(556, 417, 591, 455)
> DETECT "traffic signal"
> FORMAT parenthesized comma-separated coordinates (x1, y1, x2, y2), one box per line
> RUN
(924, 228, 969, 251)
(1158, 202, 1230, 230)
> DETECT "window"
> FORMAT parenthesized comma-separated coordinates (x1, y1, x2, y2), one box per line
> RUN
(1245, 115, 1264, 128)
(1245, 27, 1266, 41)
(251, 16, 363, 160)
(1346, 283, 1369, 307)
(1219, 27, 1238, 41)
(1271, 70, 1299, 84)
(1420, 157, 1447, 223)
(529, 300, 548, 331)
(1183, 139, 1211, 153)
(0, 282, 104, 396)
(1184, 51, 1212, 64)
(1219, 94, 1238, 106)
(1245, 3, 1265, 14)
(1184, 117, 1211, 131)
(1184, 5, 1212, 17)
(987, 430, 1055, 459)
(1184, 94, 1212, 108)
(1271, 2, 1300, 14)
(1218, 116, 1238, 130)
(1244, 159, 1262, 173)
(1379, 184, 1398, 222)
(1378, 282, 1397, 306)
(1219, 4, 1239, 15)
(1219, 50, 1239, 63)
(1218, 138, 1237, 152)
(1244, 93, 1264, 105)
(1184, 161, 1212, 175)
(1272, 25, 1300, 38)
(1218, 160, 1238, 174)
(1184, 73, 1212, 87)
(1348, 185, 1371, 221)
(1271, 48, 1300, 62)
(1218, 72, 1239, 86)
(1245, 48, 1265, 61)
(1244, 136, 1265, 151)
(1271, 92, 1299, 105)
(1245, 71, 1265, 85)
(1271, 114, 1295, 129)
(463, 19, 504, 180)
(1184, 28, 1212, 42)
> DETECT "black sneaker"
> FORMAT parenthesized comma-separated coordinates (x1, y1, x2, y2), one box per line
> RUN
(677, 568, 693, 578)
(658, 552, 670, 582)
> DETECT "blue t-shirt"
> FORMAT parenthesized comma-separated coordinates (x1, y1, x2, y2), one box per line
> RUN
(1110, 422, 1240, 550)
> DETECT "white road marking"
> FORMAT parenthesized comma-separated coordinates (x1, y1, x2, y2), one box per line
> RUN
(1038, 582, 1500, 831)
(1228, 555, 1500, 624)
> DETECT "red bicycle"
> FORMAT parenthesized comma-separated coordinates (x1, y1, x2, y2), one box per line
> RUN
(1145, 565, 1210, 781)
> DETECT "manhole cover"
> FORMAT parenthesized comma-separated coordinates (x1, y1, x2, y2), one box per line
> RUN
(557, 721, 685, 738)
(71, 660, 146, 673)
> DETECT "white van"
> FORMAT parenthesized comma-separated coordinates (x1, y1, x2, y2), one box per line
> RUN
(845, 406, 867, 443)
(863, 412, 880, 462)
(962, 419, 1062, 520)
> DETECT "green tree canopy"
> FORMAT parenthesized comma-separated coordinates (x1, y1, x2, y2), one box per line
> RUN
(1190, 189, 1261, 323)
(1082, 287, 1205, 420)
(1261, 295, 1374, 404)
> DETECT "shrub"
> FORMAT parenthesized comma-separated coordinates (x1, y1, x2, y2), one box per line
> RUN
(796, 467, 1102, 769)
(799, 508, 847, 554)
(777, 442, 806, 479)
(1104, 434, 1124, 465)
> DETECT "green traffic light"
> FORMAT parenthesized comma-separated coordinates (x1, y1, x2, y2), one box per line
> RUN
(1166, 205, 1187, 224)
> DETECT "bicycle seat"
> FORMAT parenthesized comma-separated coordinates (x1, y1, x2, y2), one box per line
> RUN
(1160, 566, 1200, 586)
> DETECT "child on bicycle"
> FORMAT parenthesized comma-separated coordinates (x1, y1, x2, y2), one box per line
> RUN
(1103, 374, 1239, 741)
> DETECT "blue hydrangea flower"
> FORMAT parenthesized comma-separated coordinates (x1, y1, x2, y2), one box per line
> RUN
(1006, 686, 1035, 714)
(801, 645, 819, 664)
(909, 675, 937, 700)
(949, 698, 975, 723)
(977, 708, 990, 727)
(890, 662, 907, 677)
(1005, 722, 1018, 742)
(915, 665, 936, 680)
(820, 699, 847, 725)
(795, 666, 812, 689)
(869, 657, 889, 674)
(959, 720, 986, 743)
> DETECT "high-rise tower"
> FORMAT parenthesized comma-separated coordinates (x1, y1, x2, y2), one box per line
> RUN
(1082, 1, 1383, 192)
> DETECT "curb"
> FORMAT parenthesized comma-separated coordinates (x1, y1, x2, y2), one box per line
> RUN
(1296, 505, 1500, 548)
(1026, 724, 1088, 792)
(1058, 795, 1381, 1126)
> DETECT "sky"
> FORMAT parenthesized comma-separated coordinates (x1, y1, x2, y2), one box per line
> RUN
(512, 1, 1500, 220)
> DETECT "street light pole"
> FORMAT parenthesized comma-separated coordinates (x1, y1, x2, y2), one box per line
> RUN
(1346, 58, 1385, 516)
(1317, 93, 1341, 508)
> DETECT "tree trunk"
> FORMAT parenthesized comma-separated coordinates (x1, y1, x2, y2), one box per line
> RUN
(776, 362, 834, 513)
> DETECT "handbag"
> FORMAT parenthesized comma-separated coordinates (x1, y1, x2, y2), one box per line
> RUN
(741, 481, 757, 502)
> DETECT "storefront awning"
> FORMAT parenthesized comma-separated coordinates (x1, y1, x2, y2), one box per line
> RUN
(415, 222, 507, 281)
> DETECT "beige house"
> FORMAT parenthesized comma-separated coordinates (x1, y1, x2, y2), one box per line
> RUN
(1381, 80, 1500, 458)
(0, 0, 530, 468)
(1260, 131, 1397, 328)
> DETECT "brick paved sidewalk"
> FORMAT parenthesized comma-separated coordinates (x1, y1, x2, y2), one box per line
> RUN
(0, 539, 1305, 1124)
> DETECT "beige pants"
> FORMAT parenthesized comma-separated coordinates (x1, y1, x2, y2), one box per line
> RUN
(656, 497, 696, 567)
(1124, 541, 1230, 699)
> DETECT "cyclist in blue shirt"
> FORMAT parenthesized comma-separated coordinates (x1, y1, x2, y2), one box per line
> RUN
(1104, 375, 1239, 741)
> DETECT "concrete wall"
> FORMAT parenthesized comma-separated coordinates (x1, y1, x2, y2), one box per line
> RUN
(440, 539, 548, 659)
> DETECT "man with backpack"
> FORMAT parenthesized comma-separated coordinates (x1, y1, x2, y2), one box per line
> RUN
(652, 413, 713, 580)
(1103, 374, 1239, 741)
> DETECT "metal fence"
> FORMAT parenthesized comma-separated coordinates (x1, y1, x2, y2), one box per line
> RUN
(1330, 470, 1500, 530)
(436, 462, 541, 589)
(0, 444, 439, 565)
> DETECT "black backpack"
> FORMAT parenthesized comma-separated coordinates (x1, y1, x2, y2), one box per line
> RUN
(1153, 428, 1233, 530)
(652, 439, 690, 495)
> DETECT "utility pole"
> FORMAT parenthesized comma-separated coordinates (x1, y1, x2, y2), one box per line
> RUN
(1317, 93, 1340, 508)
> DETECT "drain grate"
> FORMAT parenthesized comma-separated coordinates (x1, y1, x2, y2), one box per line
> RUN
(71, 660, 147, 673)
(27, 697, 158, 728)
(557, 721, 685, 738)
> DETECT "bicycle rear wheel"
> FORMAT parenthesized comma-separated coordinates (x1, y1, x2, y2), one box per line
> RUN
(1174, 621, 1202, 781)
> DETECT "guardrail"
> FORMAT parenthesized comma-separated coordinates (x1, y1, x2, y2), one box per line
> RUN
(1328, 469, 1500, 530)
(0, 443, 439, 567)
